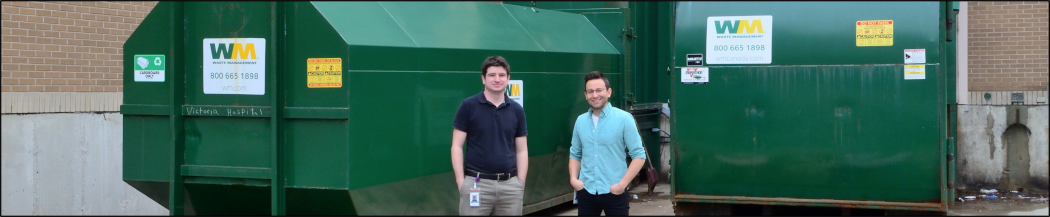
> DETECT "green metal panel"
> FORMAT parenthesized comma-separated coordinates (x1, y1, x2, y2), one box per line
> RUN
(310, 2, 417, 48)
(508, 1, 675, 105)
(943, 1, 959, 204)
(120, 1, 177, 212)
(674, 2, 941, 66)
(122, 1, 622, 215)
(380, 2, 542, 51)
(673, 65, 942, 198)
(622, 3, 676, 173)
(120, 0, 175, 184)
(670, 1, 952, 212)
(505, 1, 625, 10)
(513, 1, 676, 181)
(619, 2, 676, 107)
(506, 4, 622, 54)
(123, 115, 172, 182)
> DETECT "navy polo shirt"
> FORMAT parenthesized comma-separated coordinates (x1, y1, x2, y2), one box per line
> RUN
(453, 92, 528, 174)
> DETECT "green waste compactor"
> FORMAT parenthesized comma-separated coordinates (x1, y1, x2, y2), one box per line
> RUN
(669, 1, 958, 215)
(120, 2, 625, 215)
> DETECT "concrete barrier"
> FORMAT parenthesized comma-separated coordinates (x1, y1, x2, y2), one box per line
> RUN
(1, 113, 166, 215)
(957, 105, 1049, 192)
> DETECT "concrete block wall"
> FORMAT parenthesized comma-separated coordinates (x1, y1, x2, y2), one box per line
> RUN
(1, 113, 166, 215)
(967, 90, 1048, 105)
(957, 105, 1049, 192)
(1, 92, 122, 113)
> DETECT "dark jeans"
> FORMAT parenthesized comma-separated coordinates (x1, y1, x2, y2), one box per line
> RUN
(576, 189, 630, 216)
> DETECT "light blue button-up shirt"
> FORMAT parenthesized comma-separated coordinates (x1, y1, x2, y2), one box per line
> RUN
(569, 103, 646, 195)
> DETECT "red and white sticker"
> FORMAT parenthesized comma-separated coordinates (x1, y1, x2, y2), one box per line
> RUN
(904, 49, 926, 64)
(681, 67, 709, 84)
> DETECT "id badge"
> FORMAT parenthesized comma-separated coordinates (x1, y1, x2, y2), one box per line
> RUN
(469, 188, 481, 207)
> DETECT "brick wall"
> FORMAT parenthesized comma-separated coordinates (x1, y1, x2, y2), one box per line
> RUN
(2, 2, 1046, 111)
(967, 1, 1049, 92)
(1, 1, 156, 93)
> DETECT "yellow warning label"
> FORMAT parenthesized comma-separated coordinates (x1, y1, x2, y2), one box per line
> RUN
(307, 58, 341, 88)
(856, 20, 893, 46)
(904, 65, 925, 80)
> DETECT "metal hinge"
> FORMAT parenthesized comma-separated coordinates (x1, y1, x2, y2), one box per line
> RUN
(945, 17, 954, 42)
(622, 27, 637, 40)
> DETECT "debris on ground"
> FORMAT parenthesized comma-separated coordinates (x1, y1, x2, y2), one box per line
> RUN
(949, 189, 1049, 216)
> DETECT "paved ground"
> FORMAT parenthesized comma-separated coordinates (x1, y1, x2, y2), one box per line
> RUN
(1006, 207, 1050, 216)
(531, 181, 1049, 216)
(529, 181, 675, 216)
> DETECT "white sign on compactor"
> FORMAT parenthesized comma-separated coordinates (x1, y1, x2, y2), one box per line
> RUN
(202, 38, 267, 95)
(706, 15, 773, 64)
(133, 54, 165, 82)
(904, 49, 926, 64)
(681, 67, 709, 84)
(506, 80, 524, 108)
(904, 49, 926, 80)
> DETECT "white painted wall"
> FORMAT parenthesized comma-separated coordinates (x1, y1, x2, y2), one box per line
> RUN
(957, 106, 1008, 186)
(1, 113, 167, 215)
(957, 1, 968, 104)
(1026, 106, 1049, 188)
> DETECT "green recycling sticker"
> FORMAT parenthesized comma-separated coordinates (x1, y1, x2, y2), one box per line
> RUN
(134, 54, 165, 82)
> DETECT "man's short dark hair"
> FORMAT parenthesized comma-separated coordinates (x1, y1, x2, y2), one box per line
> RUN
(584, 71, 610, 89)
(481, 56, 510, 76)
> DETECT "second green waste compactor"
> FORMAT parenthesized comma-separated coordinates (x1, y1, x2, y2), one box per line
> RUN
(669, 1, 958, 215)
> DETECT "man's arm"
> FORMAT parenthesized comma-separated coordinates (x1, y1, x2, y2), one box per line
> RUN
(611, 158, 645, 195)
(451, 129, 468, 190)
(568, 123, 585, 191)
(514, 106, 529, 185)
(611, 114, 647, 195)
(515, 136, 528, 184)
(569, 158, 584, 191)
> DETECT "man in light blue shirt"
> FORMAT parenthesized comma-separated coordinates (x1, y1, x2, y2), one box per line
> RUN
(569, 71, 647, 216)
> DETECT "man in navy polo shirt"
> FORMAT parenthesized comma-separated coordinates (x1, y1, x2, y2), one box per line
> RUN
(451, 55, 528, 216)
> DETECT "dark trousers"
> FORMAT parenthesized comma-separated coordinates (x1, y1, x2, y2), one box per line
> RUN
(576, 189, 630, 216)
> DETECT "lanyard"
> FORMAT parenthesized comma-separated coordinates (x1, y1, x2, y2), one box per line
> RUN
(473, 174, 480, 189)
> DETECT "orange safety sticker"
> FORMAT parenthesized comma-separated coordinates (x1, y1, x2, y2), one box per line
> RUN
(307, 58, 342, 88)
(856, 20, 893, 46)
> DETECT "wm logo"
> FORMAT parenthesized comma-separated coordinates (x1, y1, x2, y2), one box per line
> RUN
(507, 84, 521, 97)
(209, 43, 257, 59)
(714, 20, 764, 34)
